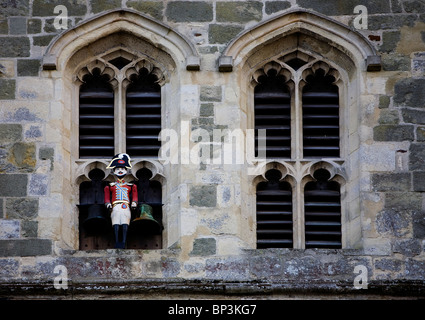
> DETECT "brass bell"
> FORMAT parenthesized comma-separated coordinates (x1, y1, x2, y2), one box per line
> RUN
(82, 204, 109, 234)
(132, 203, 162, 234)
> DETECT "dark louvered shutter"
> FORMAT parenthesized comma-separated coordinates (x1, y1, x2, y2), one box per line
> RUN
(304, 169, 341, 249)
(79, 69, 115, 158)
(126, 68, 161, 158)
(302, 69, 340, 158)
(256, 169, 293, 248)
(254, 71, 291, 158)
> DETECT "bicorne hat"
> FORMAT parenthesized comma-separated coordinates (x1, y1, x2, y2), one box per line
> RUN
(106, 153, 132, 169)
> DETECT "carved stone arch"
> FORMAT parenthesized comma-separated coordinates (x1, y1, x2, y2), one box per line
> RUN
(42, 8, 200, 72)
(130, 159, 166, 186)
(305, 160, 347, 186)
(219, 9, 380, 73)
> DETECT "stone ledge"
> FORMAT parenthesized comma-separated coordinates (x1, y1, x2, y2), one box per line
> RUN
(1, 278, 424, 299)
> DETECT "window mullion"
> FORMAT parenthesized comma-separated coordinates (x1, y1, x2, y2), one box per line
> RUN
(294, 76, 303, 160)
(114, 81, 126, 154)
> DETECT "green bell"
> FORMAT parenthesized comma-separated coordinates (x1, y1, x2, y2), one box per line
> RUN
(132, 203, 162, 234)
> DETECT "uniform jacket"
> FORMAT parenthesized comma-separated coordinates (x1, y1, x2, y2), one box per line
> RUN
(104, 180, 138, 206)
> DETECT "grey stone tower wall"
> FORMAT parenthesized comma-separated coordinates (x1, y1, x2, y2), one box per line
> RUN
(0, 0, 425, 298)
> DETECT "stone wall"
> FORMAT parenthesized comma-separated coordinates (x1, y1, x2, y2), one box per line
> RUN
(0, 0, 425, 299)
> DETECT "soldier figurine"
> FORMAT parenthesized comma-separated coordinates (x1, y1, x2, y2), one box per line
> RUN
(104, 153, 138, 249)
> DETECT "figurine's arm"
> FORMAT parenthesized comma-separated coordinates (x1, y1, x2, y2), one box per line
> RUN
(104, 185, 112, 209)
(131, 184, 138, 208)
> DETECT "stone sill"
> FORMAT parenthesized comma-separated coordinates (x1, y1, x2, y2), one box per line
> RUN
(1, 278, 424, 299)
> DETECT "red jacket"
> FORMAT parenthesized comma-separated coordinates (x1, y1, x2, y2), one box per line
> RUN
(104, 181, 138, 206)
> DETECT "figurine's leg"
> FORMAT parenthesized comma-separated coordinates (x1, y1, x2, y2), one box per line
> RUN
(113, 224, 120, 248)
(121, 224, 129, 249)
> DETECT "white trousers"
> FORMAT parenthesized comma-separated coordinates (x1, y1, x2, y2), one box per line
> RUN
(111, 203, 131, 225)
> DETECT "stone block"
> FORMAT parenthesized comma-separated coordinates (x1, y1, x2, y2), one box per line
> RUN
(216, 1, 263, 23)
(0, 37, 30, 57)
(0, 258, 20, 278)
(28, 174, 48, 196)
(190, 237, 216, 256)
(0, 19, 7, 34)
(265, 1, 291, 15)
(385, 192, 422, 211)
(8, 142, 36, 172)
(27, 19, 41, 34)
(9, 17, 27, 35)
(21, 220, 37, 238)
(32, 35, 55, 47)
(378, 109, 399, 124)
(189, 185, 217, 207)
(0, 239, 51, 257)
(17, 59, 40, 77)
(166, 1, 213, 22)
(200, 85, 222, 102)
(394, 77, 425, 108)
(394, 239, 422, 257)
(376, 209, 411, 237)
(371, 172, 411, 192)
(417, 127, 425, 141)
(127, 1, 164, 20)
(413, 171, 425, 191)
(379, 95, 390, 109)
(379, 31, 401, 53)
(208, 24, 244, 44)
(32, 0, 87, 16)
(409, 143, 425, 171)
(0, 79, 15, 100)
(402, 108, 425, 125)
(0, 0, 29, 18)
(200, 103, 214, 117)
(405, 259, 425, 279)
(373, 125, 414, 141)
(404, 0, 425, 13)
(412, 210, 425, 238)
(0, 220, 20, 239)
(412, 52, 425, 77)
(0, 124, 22, 143)
(6, 198, 38, 220)
(17, 78, 53, 101)
(381, 53, 410, 71)
(0, 174, 27, 197)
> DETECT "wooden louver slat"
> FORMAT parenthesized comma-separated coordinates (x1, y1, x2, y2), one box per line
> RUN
(304, 169, 341, 249)
(254, 72, 291, 158)
(126, 69, 161, 158)
(256, 169, 293, 249)
(302, 70, 340, 158)
(79, 70, 114, 159)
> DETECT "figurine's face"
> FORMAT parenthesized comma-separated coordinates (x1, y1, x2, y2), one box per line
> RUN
(113, 167, 128, 178)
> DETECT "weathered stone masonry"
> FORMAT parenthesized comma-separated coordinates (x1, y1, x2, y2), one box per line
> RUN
(0, 0, 425, 298)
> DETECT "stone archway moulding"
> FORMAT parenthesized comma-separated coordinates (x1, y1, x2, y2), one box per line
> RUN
(42, 9, 200, 72)
(218, 9, 381, 72)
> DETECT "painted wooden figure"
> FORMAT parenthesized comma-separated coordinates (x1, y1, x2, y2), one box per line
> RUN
(104, 153, 138, 248)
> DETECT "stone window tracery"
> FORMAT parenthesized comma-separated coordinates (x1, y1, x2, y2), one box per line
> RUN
(252, 52, 346, 249)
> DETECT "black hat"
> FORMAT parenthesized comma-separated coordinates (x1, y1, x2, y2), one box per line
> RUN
(106, 153, 132, 169)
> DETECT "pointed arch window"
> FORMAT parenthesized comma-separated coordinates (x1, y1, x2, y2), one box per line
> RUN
(253, 52, 344, 249)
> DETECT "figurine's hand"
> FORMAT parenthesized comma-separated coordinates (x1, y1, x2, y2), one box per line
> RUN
(131, 202, 137, 209)
(105, 203, 112, 210)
